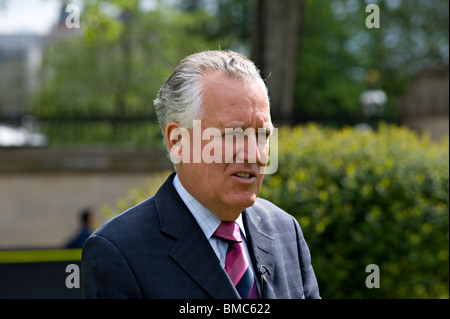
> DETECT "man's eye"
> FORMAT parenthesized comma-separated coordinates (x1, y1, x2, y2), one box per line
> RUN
(224, 131, 244, 138)
(258, 129, 271, 140)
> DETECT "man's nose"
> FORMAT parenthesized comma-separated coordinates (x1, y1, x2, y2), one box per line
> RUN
(236, 132, 262, 164)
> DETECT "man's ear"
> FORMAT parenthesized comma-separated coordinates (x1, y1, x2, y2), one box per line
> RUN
(165, 121, 180, 150)
(165, 121, 190, 164)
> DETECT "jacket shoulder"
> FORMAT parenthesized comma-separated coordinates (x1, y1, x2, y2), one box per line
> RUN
(252, 197, 296, 223)
(91, 195, 158, 244)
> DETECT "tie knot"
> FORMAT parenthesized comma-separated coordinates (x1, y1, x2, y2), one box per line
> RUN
(213, 221, 242, 244)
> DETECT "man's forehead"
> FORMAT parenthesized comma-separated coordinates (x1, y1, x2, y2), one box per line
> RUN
(201, 73, 271, 128)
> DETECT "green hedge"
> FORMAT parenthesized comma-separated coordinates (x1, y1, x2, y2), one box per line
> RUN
(103, 124, 449, 298)
(259, 123, 449, 298)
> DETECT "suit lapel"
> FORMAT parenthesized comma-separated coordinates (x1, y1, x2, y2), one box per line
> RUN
(243, 206, 276, 299)
(169, 220, 239, 299)
(155, 173, 239, 299)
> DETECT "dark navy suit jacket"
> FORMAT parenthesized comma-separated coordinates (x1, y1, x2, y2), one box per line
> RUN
(81, 173, 320, 299)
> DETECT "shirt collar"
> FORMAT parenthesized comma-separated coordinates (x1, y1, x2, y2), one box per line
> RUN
(173, 173, 246, 239)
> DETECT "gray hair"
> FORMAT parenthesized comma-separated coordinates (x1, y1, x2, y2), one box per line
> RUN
(153, 50, 269, 137)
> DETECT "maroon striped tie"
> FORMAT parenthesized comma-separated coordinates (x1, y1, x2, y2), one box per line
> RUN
(214, 221, 259, 299)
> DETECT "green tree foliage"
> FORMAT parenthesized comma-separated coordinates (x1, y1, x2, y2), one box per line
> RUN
(295, 0, 449, 124)
(31, 0, 237, 146)
(34, 1, 230, 118)
(296, 0, 365, 122)
(28, 0, 449, 144)
(259, 124, 449, 298)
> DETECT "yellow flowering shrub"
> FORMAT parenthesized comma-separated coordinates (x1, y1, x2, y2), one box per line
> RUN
(260, 123, 449, 298)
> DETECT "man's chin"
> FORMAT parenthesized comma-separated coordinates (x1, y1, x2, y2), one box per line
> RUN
(229, 193, 258, 211)
(213, 191, 259, 221)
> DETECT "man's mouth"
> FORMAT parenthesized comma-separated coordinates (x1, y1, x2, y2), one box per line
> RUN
(235, 172, 251, 178)
(232, 171, 257, 180)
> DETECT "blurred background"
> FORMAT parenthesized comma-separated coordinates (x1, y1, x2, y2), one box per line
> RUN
(0, 0, 448, 298)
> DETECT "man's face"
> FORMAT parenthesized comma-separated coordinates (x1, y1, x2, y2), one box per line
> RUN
(176, 73, 272, 221)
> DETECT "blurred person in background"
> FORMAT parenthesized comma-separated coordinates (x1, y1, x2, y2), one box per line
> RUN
(66, 208, 95, 249)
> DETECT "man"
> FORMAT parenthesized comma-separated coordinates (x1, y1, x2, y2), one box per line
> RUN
(81, 50, 320, 299)
(66, 208, 95, 249)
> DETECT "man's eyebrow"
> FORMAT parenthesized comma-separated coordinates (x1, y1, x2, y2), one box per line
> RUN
(221, 122, 246, 129)
(220, 122, 274, 130)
